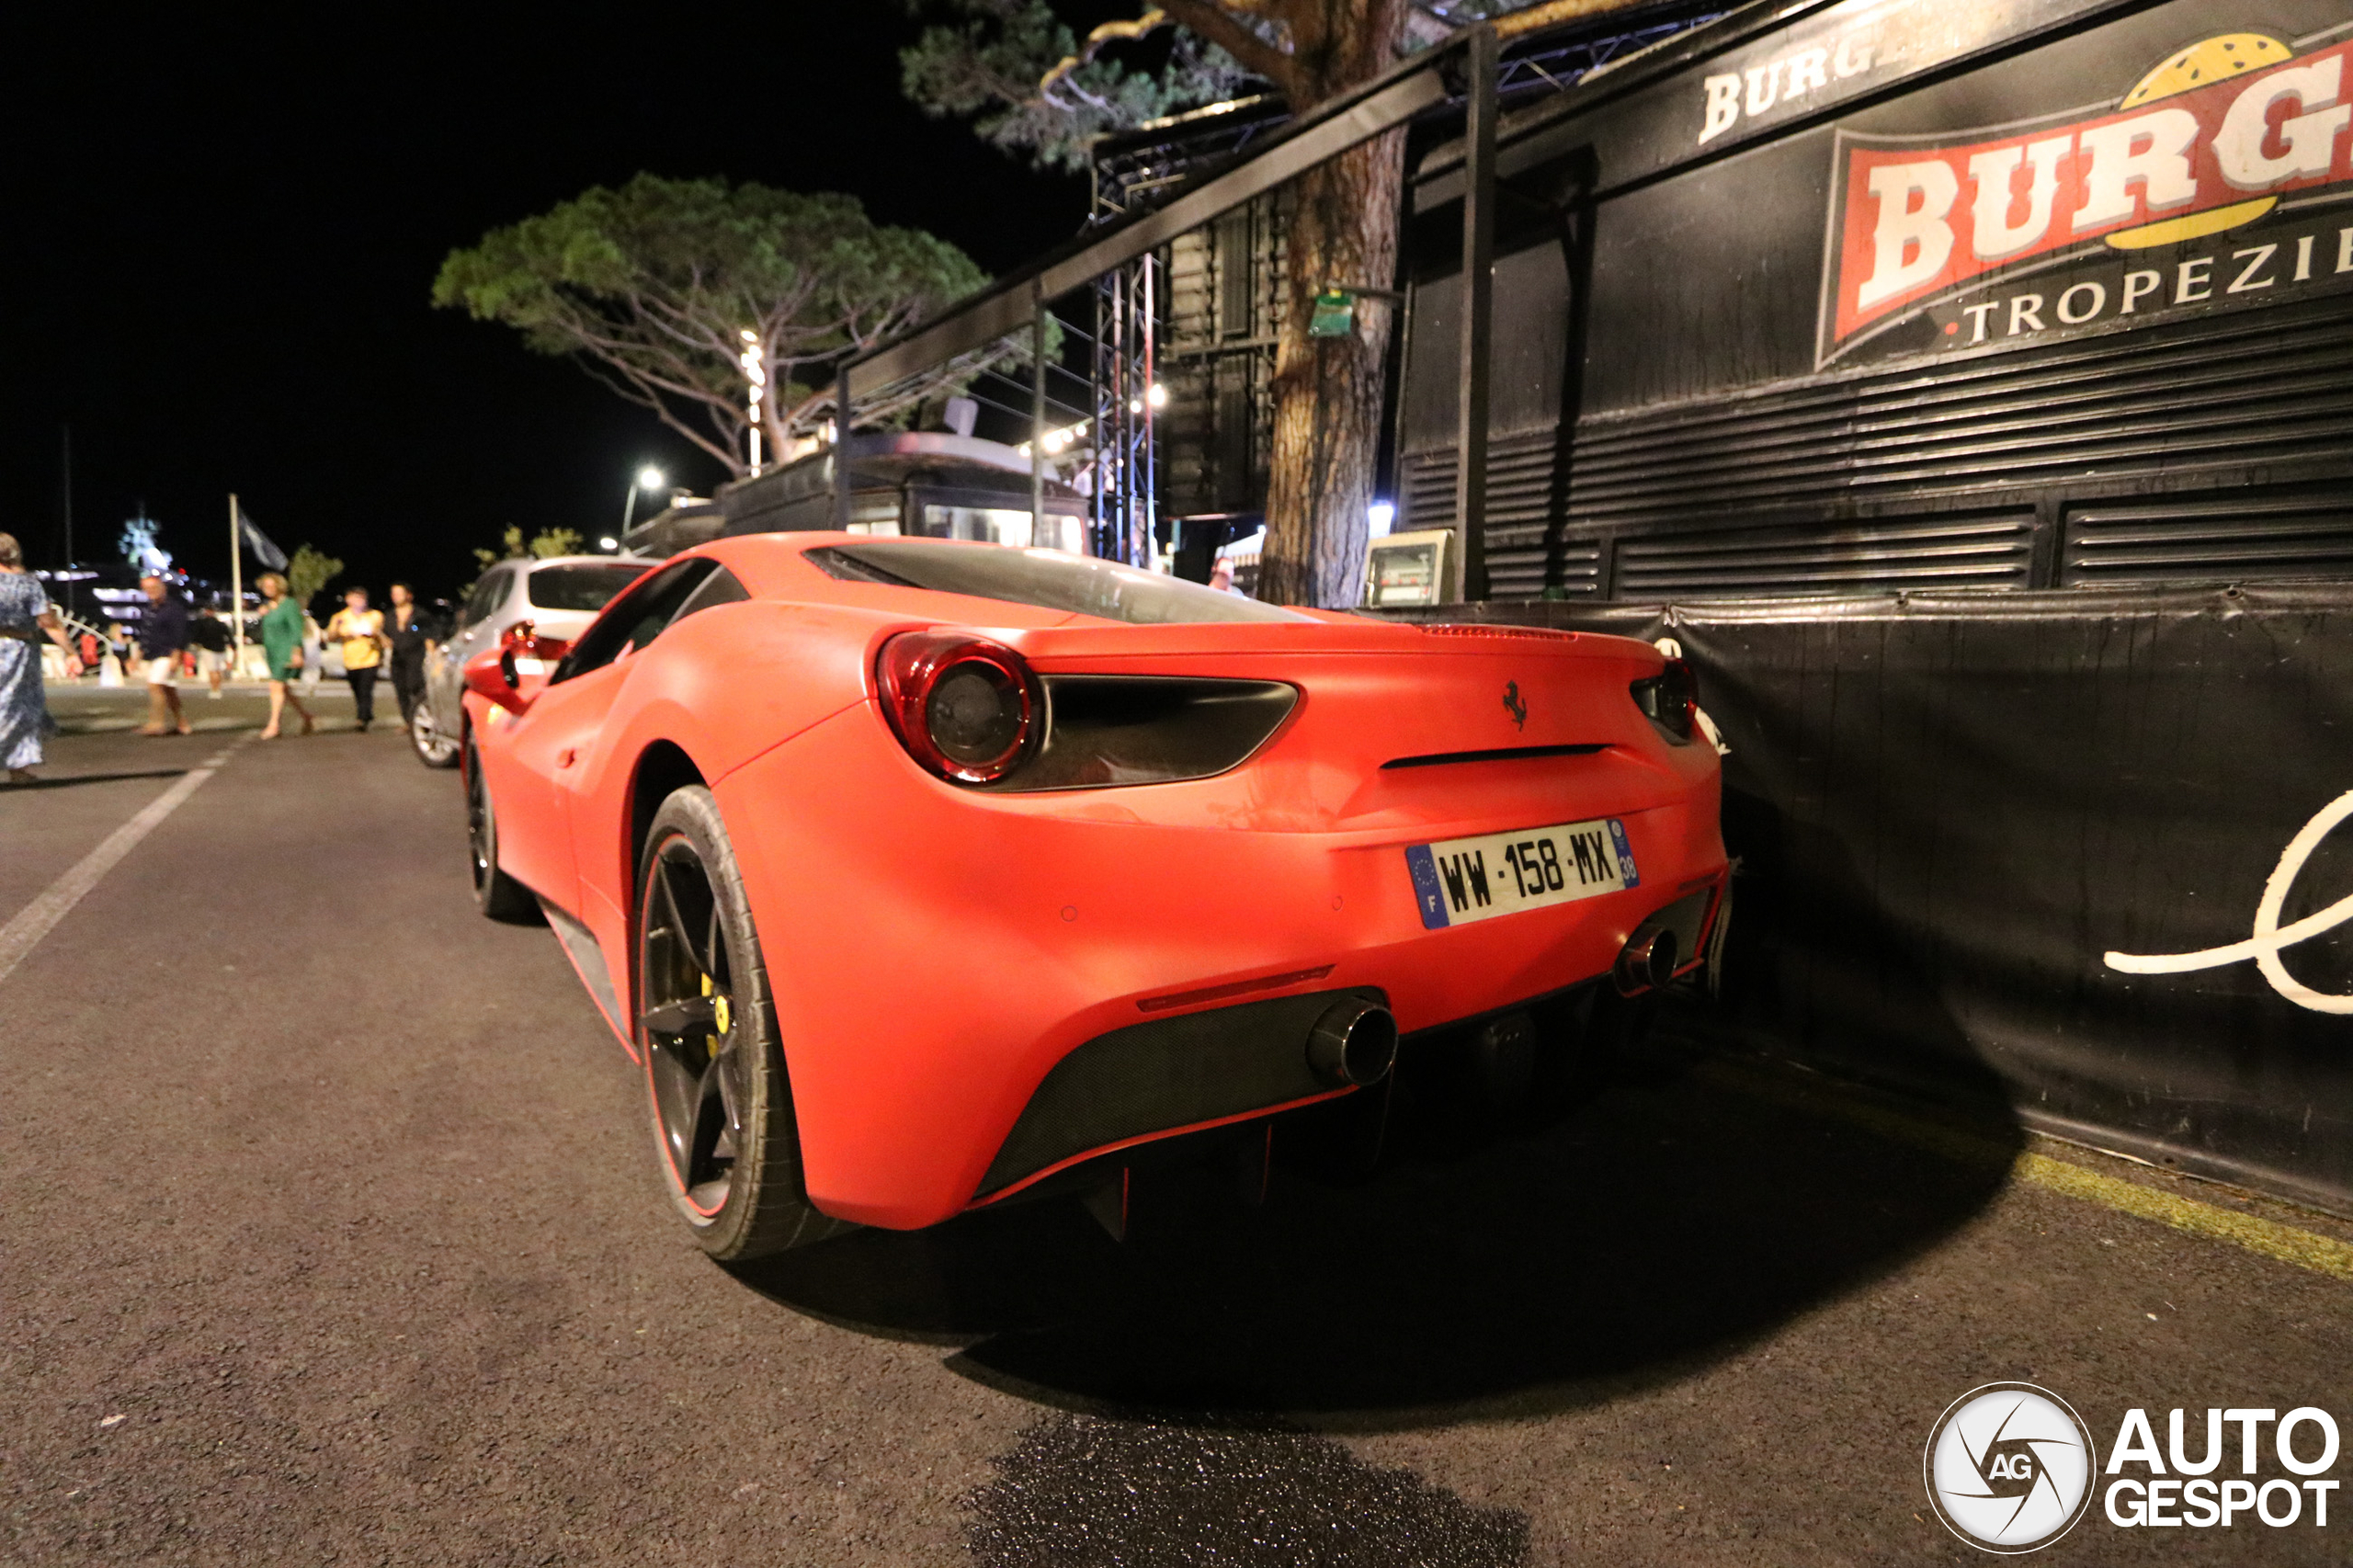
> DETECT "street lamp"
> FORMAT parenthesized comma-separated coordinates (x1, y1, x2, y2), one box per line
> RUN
(739, 329, 767, 478)
(620, 465, 668, 537)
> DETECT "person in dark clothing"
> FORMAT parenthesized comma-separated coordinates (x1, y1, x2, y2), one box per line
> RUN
(188, 608, 232, 699)
(136, 574, 190, 736)
(385, 583, 432, 729)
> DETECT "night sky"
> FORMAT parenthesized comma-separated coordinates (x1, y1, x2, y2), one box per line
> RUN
(0, 6, 1126, 603)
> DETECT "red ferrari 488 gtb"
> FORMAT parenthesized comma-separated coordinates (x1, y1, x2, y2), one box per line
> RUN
(460, 534, 1728, 1258)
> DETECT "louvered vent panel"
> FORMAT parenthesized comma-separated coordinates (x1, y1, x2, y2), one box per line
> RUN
(1567, 305, 2353, 522)
(2065, 494, 2353, 585)
(1554, 537, 1604, 597)
(1616, 515, 2035, 598)
(1404, 450, 1458, 534)
(1400, 294, 2353, 597)
(1404, 446, 1603, 596)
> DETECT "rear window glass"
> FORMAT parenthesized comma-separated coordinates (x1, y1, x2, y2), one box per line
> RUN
(807, 540, 1308, 626)
(529, 562, 649, 612)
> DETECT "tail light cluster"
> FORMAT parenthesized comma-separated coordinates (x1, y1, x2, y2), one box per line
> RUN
(1630, 658, 1699, 744)
(879, 631, 1041, 784)
(876, 631, 1297, 791)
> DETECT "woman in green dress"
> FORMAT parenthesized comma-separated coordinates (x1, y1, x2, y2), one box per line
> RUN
(256, 572, 314, 739)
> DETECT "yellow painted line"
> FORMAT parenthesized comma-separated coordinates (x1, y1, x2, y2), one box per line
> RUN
(2013, 1153, 2353, 1283)
(1697, 1061, 2353, 1284)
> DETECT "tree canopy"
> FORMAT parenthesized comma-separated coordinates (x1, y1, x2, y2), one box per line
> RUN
(902, 1, 1247, 169)
(433, 176, 998, 479)
(286, 544, 342, 612)
(472, 526, 585, 574)
(902, 0, 1586, 156)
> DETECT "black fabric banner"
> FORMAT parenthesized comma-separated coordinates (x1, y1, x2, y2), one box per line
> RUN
(1390, 586, 2353, 1214)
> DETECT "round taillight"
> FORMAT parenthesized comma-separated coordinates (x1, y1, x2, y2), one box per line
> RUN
(878, 631, 1040, 784)
(1631, 657, 1699, 743)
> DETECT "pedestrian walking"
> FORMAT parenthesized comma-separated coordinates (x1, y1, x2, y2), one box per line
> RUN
(188, 607, 231, 699)
(255, 573, 314, 740)
(299, 611, 323, 693)
(0, 532, 81, 784)
(385, 583, 431, 731)
(136, 574, 192, 737)
(324, 586, 388, 733)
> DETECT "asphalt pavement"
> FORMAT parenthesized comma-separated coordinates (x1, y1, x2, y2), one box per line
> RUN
(3, 685, 2348, 1566)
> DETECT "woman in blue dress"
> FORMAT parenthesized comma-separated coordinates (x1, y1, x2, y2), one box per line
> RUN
(0, 532, 80, 784)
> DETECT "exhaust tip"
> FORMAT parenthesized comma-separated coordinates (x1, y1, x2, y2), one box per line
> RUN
(1306, 999, 1398, 1088)
(1615, 927, 1680, 994)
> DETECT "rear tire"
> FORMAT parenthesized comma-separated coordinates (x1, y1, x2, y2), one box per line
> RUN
(635, 787, 847, 1261)
(465, 738, 540, 922)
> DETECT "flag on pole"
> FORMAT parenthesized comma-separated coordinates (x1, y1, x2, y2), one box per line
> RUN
(238, 506, 288, 571)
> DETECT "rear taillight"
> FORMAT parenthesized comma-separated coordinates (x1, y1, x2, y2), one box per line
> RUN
(878, 631, 1041, 784)
(1631, 658, 1698, 744)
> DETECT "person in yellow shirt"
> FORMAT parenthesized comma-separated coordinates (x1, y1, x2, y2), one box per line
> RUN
(324, 586, 390, 733)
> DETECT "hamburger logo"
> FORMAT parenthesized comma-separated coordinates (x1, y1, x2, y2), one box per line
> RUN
(1819, 28, 2353, 364)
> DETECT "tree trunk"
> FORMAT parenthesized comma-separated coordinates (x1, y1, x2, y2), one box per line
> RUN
(1256, 127, 1404, 607)
(1253, 0, 1409, 608)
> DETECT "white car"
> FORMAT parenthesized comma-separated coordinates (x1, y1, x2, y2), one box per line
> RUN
(408, 556, 650, 767)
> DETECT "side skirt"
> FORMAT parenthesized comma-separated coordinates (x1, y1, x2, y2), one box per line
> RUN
(541, 897, 635, 1055)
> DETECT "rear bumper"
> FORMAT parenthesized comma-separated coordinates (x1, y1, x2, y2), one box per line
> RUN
(717, 706, 1727, 1230)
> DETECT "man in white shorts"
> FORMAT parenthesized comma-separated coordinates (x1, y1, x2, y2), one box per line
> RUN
(136, 574, 191, 736)
(188, 608, 232, 698)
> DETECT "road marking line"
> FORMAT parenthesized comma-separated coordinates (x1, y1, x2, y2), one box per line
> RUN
(0, 735, 251, 989)
(1699, 1059, 2353, 1284)
(2013, 1152, 2353, 1282)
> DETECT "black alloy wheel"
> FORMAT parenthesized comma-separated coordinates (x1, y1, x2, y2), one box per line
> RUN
(635, 786, 846, 1260)
(464, 739, 538, 921)
(410, 695, 460, 768)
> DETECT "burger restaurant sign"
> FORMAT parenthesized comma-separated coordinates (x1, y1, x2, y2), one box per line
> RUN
(1818, 25, 2353, 365)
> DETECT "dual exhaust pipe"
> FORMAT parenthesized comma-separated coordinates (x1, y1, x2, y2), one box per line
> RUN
(1615, 926, 1680, 994)
(1306, 998, 1398, 1089)
(1303, 926, 1682, 1090)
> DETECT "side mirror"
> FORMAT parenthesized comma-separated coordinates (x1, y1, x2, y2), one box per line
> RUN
(464, 648, 531, 714)
(499, 619, 574, 670)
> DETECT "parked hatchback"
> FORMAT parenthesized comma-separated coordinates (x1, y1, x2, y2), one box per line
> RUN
(409, 556, 650, 767)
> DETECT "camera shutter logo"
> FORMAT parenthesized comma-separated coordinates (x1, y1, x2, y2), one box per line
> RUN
(1925, 1383, 2098, 1552)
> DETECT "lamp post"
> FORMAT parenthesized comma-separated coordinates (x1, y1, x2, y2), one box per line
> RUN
(739, 329, 767, 477)
(620, 465, 667, 540)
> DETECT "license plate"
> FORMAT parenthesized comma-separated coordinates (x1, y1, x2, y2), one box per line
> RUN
(1405, 817, 1638, 929)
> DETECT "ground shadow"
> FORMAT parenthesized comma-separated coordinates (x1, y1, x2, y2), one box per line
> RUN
(4, 767, 189, 790)
(733, 1010, 2021, 1434)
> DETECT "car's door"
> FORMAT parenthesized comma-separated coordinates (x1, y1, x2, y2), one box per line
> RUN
(563, 562, 753, 950)
(506, 558, 722, 919)
(437, 567, 512, 719)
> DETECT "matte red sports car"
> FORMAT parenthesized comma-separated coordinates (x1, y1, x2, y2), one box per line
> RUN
(460, 533, 1727, 1258)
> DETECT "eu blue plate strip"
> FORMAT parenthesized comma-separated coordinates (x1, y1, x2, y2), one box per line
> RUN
(1608, 818, 1640, 888)
(1405, 844, 1450, 929)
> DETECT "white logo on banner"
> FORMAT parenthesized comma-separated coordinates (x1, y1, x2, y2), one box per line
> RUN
(2105, 790, 2353, 1015)
(1925, 1383, 2098, 1552)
